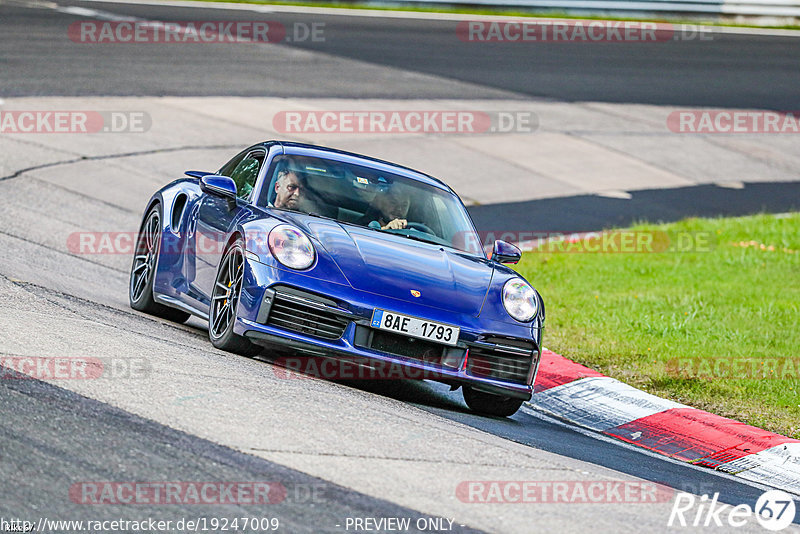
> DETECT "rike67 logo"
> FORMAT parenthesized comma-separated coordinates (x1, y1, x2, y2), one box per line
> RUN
(669, 490, 797, 531)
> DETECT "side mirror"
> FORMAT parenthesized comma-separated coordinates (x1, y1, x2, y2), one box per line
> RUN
(492, 240, 521, 264)
(200, 175, 237, 199)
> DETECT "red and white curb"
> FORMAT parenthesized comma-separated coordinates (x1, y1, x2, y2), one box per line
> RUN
(526, 349, 800, 496)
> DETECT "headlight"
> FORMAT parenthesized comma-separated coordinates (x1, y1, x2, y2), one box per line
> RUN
(502, 278, 539, 322)
(268, 225, 315, 270)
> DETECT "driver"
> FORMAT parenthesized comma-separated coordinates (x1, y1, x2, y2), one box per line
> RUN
(271, 169, 305, 210)
(359, 186, 411, 230)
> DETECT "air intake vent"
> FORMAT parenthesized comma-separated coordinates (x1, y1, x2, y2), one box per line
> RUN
(368, 330, 444, 364)
(265, 291, 350, 340)
(466, 340, 535, 384)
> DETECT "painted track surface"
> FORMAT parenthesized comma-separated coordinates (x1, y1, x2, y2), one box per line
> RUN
(1, 1, 799, 531)
(529, 351, 800, 495)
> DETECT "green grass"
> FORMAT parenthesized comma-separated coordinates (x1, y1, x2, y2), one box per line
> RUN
(192, 0, 800, 30)
(515, 213, 800, 438)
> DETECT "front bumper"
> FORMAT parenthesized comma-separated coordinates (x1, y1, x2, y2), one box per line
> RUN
(235, 260, 540, 400)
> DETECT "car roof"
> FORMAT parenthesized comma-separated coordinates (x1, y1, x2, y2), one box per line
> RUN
(256, 140, 454, 194)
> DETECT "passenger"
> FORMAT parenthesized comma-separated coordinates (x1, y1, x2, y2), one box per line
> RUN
(359, 186, 411, 230)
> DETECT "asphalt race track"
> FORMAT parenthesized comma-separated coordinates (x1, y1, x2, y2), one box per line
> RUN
(468, 180, 800, 234)
(3, 0, 800, 108)
(1, 0, 799, 532)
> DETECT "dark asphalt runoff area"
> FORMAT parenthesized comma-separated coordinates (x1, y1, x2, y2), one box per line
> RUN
(467, 180, 800, 233)
(0, 370, 482, 533)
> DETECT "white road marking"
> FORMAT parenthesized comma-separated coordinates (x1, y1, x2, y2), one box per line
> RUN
(596, 189, 633, 199)
(56, 4, 139, 20)
(714, 181, 746, 189)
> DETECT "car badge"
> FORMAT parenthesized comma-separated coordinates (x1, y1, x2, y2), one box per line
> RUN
(410, 290, 421, 298)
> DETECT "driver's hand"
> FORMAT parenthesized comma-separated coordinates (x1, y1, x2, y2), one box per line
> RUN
(382, 218, 407, 230)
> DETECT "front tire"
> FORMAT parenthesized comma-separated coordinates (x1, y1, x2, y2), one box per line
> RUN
(208, 238, 260, 357)
(463, 386, 524, 417)
(129, 205, 191, 323)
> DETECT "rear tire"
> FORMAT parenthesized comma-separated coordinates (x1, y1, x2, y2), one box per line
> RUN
(208, 238, 260, 357)
(463, 386, 524, 417)
(129, 205, 191, 324)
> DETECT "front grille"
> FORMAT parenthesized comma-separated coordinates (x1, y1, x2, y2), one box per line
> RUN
(367, 330, 445, 364)
(466, 339, 535, 384)
(265, 292, 350, 340)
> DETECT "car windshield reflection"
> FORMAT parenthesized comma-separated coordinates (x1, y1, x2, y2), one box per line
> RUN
(258, 155, 484, 257)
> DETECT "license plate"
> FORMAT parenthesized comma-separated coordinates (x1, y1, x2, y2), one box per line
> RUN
(370, 309, 460, 346)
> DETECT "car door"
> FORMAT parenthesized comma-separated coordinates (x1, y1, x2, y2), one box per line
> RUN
(189, 148, 265, 309)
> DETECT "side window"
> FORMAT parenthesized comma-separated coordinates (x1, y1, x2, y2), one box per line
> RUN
(218, 151, 247, 178)
(228, 151, 264, 201)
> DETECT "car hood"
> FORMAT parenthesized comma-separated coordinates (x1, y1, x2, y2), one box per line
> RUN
(280, 213, 493, 317)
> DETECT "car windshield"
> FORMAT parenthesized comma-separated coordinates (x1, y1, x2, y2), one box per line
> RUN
(257, 155, 484, 257)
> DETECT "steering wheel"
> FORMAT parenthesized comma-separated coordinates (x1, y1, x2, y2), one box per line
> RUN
(406, 222, 435, 234)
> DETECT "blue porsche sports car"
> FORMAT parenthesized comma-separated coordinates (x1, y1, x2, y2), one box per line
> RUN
(129, 141, 544, 416)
